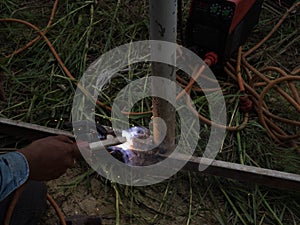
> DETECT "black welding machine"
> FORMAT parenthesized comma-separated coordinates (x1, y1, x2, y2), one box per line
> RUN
(185, 0, 264, 64)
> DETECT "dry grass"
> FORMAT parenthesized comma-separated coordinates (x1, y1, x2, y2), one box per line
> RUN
(0, 0, 299, 224)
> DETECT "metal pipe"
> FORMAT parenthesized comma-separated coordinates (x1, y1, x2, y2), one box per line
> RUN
(149, 0, 177, 153)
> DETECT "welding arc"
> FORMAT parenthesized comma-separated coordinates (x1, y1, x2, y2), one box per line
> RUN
(1, 1, 300, 224)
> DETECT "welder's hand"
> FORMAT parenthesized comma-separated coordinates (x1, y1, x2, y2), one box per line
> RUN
(18, 135, 80, 181)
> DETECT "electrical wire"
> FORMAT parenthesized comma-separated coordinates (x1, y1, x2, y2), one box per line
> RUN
(1, 1, 299, 224)
(46, 193, 67, 225)
(4, 184, 26, 225)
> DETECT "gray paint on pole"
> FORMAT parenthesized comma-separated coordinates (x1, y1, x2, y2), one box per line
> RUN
(150, 0, 177, 153)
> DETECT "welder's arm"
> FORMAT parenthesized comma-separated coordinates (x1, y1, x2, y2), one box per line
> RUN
(0, 135, 79, 201)
(0, 151, 29, 201)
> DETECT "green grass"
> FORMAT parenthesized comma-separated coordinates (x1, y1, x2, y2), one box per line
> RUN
(1, 0, 300, 224)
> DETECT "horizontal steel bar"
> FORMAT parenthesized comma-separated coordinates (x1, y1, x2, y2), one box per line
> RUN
(1, 118, 299, 191)
(162, 153, 300, 191)
(0, 117, 73, 140)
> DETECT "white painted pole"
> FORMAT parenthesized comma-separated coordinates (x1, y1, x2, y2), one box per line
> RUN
(149, 0, 177, 153)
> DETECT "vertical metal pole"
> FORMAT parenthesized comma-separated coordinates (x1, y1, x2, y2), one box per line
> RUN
(150, 0, 177, 153)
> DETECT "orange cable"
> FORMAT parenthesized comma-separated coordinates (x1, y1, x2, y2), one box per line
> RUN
(5, 0, 59, 58)
(4, 184, 26, 225)
(244, 1, 300, 57)
(236, 46, 245, 92)
(47, 193, 67, 225)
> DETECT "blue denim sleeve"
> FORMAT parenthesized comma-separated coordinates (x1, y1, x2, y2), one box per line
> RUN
(0, 152, 29, 201)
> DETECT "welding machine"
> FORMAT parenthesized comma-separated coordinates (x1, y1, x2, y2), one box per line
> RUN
(185, 0, 264, 65)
